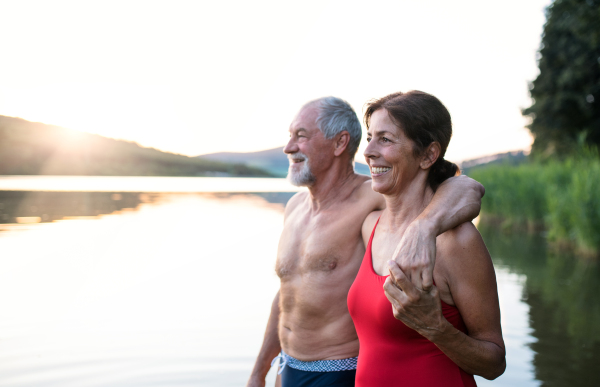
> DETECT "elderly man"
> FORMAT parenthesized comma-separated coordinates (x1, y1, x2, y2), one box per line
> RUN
(247, 97, 484, 387)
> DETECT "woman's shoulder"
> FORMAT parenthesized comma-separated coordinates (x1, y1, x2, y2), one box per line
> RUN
(436, 222, 494, 286)
(438, 222, 483, 252)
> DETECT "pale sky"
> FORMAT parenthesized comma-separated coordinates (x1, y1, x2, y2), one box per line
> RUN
(0, 0, 551, 163)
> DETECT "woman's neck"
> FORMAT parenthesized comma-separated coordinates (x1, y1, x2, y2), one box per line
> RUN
(381, 174, 435, 230)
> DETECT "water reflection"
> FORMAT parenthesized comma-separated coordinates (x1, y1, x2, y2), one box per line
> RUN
(479, 223, 600, 387)
(0, 191, 285, 386)
(0, 191, 159, 225)
(1, 187, 598, 386)
(0, 191, 295, 226)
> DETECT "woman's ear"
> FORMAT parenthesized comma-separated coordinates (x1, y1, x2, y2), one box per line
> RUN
(421, 142, 441, 169)
(334, 131, 350, 156)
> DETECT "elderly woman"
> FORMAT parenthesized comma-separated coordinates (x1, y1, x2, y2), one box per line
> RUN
(347, 91, 505, 386)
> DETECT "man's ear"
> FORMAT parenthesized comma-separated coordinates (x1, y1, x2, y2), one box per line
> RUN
(334, 131, 351, 156)
(421, 142, 441, 169)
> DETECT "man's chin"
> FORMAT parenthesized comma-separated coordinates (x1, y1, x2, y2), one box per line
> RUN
(287, 175, 307, 187)
(287, 171, 315, 187)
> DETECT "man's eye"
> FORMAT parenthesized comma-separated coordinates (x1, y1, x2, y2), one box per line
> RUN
(367, 137, 372, 143)
(382, 137, 390, 143)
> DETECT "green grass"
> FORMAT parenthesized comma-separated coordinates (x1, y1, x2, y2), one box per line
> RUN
(469, 149, 600, 256)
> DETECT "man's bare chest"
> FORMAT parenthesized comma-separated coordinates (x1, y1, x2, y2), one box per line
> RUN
(276, 211, 364, 277)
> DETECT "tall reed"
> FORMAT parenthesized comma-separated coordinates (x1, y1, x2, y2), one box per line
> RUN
(468, 150, 600, 256)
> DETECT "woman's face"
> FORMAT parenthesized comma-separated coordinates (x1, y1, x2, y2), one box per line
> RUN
(364, 109, 423, 195)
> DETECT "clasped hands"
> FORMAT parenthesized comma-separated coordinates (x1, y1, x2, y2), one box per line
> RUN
(383, 220, 447, 340)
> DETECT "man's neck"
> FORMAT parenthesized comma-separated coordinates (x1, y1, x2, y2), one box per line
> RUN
(306, 161, 358, 211)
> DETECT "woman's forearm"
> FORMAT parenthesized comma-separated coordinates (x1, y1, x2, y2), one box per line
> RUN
(424, 321, 506, 380)
(383, 261, 505, 380)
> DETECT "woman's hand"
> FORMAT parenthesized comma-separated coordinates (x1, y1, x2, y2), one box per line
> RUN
(383, 260, 451, 341)
(385, 224, 506, 380)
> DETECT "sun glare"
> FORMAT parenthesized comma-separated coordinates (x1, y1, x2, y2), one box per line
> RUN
(0, 0, 550, 160)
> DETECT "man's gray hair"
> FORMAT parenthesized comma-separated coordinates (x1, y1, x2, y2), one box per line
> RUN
(304, 97, 362, 158)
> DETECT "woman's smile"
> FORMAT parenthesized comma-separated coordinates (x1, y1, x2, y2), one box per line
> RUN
(370, 166, 392, 176)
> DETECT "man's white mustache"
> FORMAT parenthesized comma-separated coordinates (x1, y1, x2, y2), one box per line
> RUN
(288, 152, 308, 162)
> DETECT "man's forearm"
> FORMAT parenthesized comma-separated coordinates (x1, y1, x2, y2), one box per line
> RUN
(391, 176, 484, 290)
(247, 292, 281, 386)
(418, 175, 484, 236)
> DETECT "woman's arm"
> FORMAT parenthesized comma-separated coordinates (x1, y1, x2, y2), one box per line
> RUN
(383, 223, 505, 380)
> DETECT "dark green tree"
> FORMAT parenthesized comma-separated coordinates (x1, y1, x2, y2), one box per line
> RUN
(523, 0, 600, 156)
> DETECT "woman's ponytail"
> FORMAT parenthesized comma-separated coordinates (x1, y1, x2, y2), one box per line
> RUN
(427, 158, 460, 191)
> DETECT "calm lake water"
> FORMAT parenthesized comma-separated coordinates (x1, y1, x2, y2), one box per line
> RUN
(0, 176, 598, 387)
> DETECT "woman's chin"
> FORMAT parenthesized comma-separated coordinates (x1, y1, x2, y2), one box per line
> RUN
(370, 181, 388, 194)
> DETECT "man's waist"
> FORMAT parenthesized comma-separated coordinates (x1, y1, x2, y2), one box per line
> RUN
(273, 351, 358, 373)
(279, 336, 359, 364)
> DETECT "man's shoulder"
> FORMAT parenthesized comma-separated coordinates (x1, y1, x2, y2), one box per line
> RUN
(347, 175, 371, 197)
(350, 176, 385, 209)
(284, 191, 308, 215)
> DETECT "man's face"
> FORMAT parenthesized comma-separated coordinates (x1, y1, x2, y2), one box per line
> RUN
(284, 105, 332, 187)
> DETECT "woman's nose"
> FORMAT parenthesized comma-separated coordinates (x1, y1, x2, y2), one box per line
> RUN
(364, 140, 378, 161)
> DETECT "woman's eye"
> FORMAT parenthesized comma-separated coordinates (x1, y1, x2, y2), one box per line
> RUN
(366, 137, 372, 143)
(382, 137, 390, 143)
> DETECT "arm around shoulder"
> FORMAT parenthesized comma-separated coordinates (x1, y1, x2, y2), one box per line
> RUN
(390, 175, 484, 290)
(420, 175, 484, 236)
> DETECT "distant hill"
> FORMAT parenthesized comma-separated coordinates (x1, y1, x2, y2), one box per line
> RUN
(460, 150, 528, 174)
(197, 146, 371, 177)
(197, 147, 290, 177)
(0, 115, 272, 177)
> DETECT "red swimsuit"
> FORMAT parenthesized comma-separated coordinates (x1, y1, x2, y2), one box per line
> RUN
(347, 219, 477, 387)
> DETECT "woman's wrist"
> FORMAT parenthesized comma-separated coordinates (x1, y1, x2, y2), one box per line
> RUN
(420, 318, 457, 343)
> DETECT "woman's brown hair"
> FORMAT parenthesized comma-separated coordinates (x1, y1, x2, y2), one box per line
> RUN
(364, 90, 460, 191)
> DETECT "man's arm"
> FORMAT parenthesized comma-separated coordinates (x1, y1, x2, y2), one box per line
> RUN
(246, 292, 281, 387)
(392, 175, 484, 290)
(422, 175, 485, 235)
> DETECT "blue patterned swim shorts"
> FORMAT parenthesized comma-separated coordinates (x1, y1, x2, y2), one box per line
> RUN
(271, 351, 358, 374)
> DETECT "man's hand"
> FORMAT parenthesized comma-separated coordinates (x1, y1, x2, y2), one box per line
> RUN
(390, 219, 437, 291)
(383, 260, 448, 341)
(391, 175, 484, 291)
(246, 375, 266, 387)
